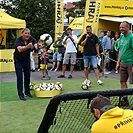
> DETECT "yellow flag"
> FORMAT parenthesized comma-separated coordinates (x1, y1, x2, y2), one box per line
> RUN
(83, 0, 102, 35)
(55, 0, 64, 40)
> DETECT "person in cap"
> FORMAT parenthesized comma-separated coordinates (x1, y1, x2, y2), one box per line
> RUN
(50, 35, 64, 72)
(90, 94, 133, 133)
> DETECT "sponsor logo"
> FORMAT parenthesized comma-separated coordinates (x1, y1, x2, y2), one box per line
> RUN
(86, 1, 96, 23)
(114, 117, 133, 130)
(0, 59, 13, 63)
(86, 1, 101, 23)
(56, 1, 62, 24)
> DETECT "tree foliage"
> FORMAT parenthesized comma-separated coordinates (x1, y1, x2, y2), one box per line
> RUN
(0, 0, 55, 41)
(73, 0, 86, 9)
(65, 0, 86, 18)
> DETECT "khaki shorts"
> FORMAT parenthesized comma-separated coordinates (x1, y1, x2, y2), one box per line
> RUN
(120, 63, 133, 84)
(63, 52, 76, 65)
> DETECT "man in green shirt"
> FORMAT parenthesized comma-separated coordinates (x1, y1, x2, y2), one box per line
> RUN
(116, 21, 133, 106)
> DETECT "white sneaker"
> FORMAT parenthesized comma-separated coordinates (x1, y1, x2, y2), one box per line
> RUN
(104, 71, 111, 74)
(115, 70, 118, 74)
(50, 68, 54, 71)
(97, 80, 103, 85)
(54, 69, 58, 72)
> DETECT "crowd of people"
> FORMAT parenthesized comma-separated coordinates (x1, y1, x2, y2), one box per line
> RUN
(14, 21, 133, 105)
(13, 21, 133, 133)
(28, 27, 121, 79)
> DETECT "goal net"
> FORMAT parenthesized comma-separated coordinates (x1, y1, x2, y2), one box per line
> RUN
(38, 89, 133, 133)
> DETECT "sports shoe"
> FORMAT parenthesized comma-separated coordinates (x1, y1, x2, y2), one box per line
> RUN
(41, 76, 45, 80)
(97, 80, 103, 85)
(19, 96, 26, 101)
(68, 75, 72, 79)
(54, 69, 58, 72)
(25, 93, 33, 98)
(104, 71, 111, 74)
(38, 69, 40, 72)
(50, 68, 54, 71)
(45, 75, 51, 80)
(104, 69, 111, 75)
(58, 74, 65, 78)
(115, 70, 118, 74)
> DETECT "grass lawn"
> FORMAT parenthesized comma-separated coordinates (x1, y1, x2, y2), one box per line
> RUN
(0, 78, 132, 133)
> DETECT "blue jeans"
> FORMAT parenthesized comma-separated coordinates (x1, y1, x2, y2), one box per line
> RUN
(14, 58, 30, 97)
(53, 52, 62, 62)
(83, 56, 98, 68)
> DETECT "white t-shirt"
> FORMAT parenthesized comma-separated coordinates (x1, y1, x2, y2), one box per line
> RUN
(63, 34, 78, 53)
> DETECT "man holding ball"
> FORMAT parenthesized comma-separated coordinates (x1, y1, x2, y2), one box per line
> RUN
(14, 28, 38, 101)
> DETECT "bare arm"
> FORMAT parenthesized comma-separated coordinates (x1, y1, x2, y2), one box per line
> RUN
(17, 43, 33, 52)
(63, 36, 69, 44)
(81, 34, 89, 46)
(17, 43, 39, 53)
(115, 51, 121, 70)
(96, 43, 100, 57)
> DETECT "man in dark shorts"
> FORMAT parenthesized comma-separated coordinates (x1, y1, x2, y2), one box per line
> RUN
(80, 26, 103, 86)
(116, 21, 133, 106)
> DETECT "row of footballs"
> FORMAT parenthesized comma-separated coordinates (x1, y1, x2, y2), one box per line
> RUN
(34, 82, 63, 91)
(30, 80, 90, 91)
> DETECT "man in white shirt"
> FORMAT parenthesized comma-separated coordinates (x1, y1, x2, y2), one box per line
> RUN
(58, 28, 78, 78)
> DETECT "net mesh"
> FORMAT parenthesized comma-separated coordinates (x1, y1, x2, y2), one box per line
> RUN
(49, 96, 133, 133)
(38, 89, 133, 133)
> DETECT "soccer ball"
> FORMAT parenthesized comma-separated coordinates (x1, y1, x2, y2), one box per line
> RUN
(83, 79, 91, 86)
(55, 82, 63, 90)
(29, 82, 33, 89)
(35, 87, 40, 91)
(46, 86, 51, 91)
(39, 83, 45, 91)
(39, 33, 53, 47)
(81, 82, 89, 90)
(47, 83, 54, 90)
(41, 82, 48, 90)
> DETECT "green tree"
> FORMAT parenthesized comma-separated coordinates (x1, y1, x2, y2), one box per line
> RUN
(65, 0, 85, 19)
(73, 0, 86, 9)
(1, 0, 55, 41)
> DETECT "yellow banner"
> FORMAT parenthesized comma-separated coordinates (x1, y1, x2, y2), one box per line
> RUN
(101, 1, 133, 16)
(55, 0, 64, 40)
(0, 30, 6, 47)
(83, 0, 102, 35)
(0, 49, 15, 72)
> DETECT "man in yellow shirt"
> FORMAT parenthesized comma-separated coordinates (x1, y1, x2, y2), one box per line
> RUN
(90, 94, 133, 133)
